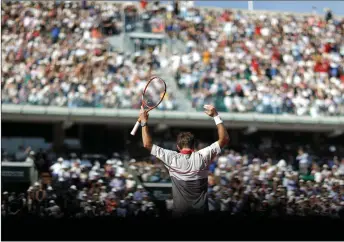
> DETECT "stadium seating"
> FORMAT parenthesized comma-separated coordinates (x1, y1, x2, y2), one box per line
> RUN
(172, 8, 344, 116)
(1, 1, 176, 110)
(2, 1, 343, 116)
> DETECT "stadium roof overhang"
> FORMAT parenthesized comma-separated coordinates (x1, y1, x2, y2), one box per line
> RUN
(2, 104, 344, 132)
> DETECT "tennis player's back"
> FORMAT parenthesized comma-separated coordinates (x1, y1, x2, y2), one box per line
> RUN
(151, 142, 222, 217)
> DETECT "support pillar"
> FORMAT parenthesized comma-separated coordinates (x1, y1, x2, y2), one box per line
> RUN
(53, 122, 65, 155)
(78, 124, 84, 152)
(230, 130, 239, 146)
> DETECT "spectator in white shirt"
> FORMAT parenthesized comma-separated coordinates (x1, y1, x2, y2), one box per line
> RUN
(50, 157, 64, 177)
(126, 174, 136, 192)
(296, 147, 309, 174)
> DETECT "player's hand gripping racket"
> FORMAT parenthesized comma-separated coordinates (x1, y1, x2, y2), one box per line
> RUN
(130, 76, 167, 136)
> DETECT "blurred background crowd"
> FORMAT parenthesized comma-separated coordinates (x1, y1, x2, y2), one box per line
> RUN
(1, 1, 176, 110)
(133, 141, 344, 217)
(2, 152, 159, 218)
(171, 5, 344, 116)
(2, 141, 344, 218)
(2, 1, 344, 116)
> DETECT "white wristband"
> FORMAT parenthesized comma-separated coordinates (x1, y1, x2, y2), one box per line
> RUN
(213, 115, 223, 125)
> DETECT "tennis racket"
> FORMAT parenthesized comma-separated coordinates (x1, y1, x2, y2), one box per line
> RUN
(130, 76, 167, 136)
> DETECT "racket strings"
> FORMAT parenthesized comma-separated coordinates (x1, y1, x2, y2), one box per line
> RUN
(142, 77, 166, 109)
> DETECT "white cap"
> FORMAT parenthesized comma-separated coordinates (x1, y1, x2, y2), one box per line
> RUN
(137, 185, 143, 189)
(277, 159, 286, 167)
(27, 186, 33, 192)
(29, 151, 35, 155)
(70, 185, 77, 190)
(49, 200, 55, 204)
(147, 202, 154, 207)
(34, 182, 40, 186)
(128, 174, 133, 178)
(58, 157, 64, 162)
(117, 161, 123, 166)
(61, 163, 68, 169)
(98, 179, 103, 184)
(58, 177, 64, 182)
(3, 191, 8, 195)
(106, 160, 112, 165)
(47, 186, 53, 191)
(112, 188, 117, 192)
(129, 165, 137, 170)
(213, 186, 220, 192)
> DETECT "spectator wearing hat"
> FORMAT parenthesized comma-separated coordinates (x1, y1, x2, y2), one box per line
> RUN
(46, 200, 62, 218)
(46, 186, 56, 207)
(133, 185, 145, 201)
(25, 151, 36, 163)
(64, 185, 79, 217)
(126, 174, 136, 193)
(104, 160, 115, 178)
(98, 186, 107, 202)
(296, 147, 310, 175)
(50, 157, 64, 178)
(26, 187, 34, 213)
(89, 166, 99, 181)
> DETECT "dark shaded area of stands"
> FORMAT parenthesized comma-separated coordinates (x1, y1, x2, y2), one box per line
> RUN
(2, 214, 343, 240)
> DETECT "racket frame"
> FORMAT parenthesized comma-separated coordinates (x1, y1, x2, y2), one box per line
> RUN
(130, 76, 167, 136)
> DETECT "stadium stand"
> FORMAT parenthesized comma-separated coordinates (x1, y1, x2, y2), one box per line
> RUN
(2, 1, 343, 115)
(1, 1, 177, 110)
(172, 6, 344, 116)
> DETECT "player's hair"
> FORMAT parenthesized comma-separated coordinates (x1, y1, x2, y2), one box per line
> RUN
(176, 132, 195, 149)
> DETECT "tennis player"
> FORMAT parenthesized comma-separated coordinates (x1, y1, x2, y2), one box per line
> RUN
(137, 104, 229, 217)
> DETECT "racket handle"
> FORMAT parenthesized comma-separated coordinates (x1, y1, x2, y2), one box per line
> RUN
(130, 121, 140, 136)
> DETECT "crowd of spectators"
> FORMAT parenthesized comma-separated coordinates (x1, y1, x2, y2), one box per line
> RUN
(2, 140, 344, 218)
(171, 7, 344, 116)
(1, 1, 176, 110)
(130, 160, 171, 183)
(1, 154, 159, 218)
(134, 141, 344, 218)
(2, 1, 343, 116)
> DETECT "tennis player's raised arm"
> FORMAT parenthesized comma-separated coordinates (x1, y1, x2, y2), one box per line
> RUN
(204, 105, 229, 148)
(139, 106, 153, 152)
